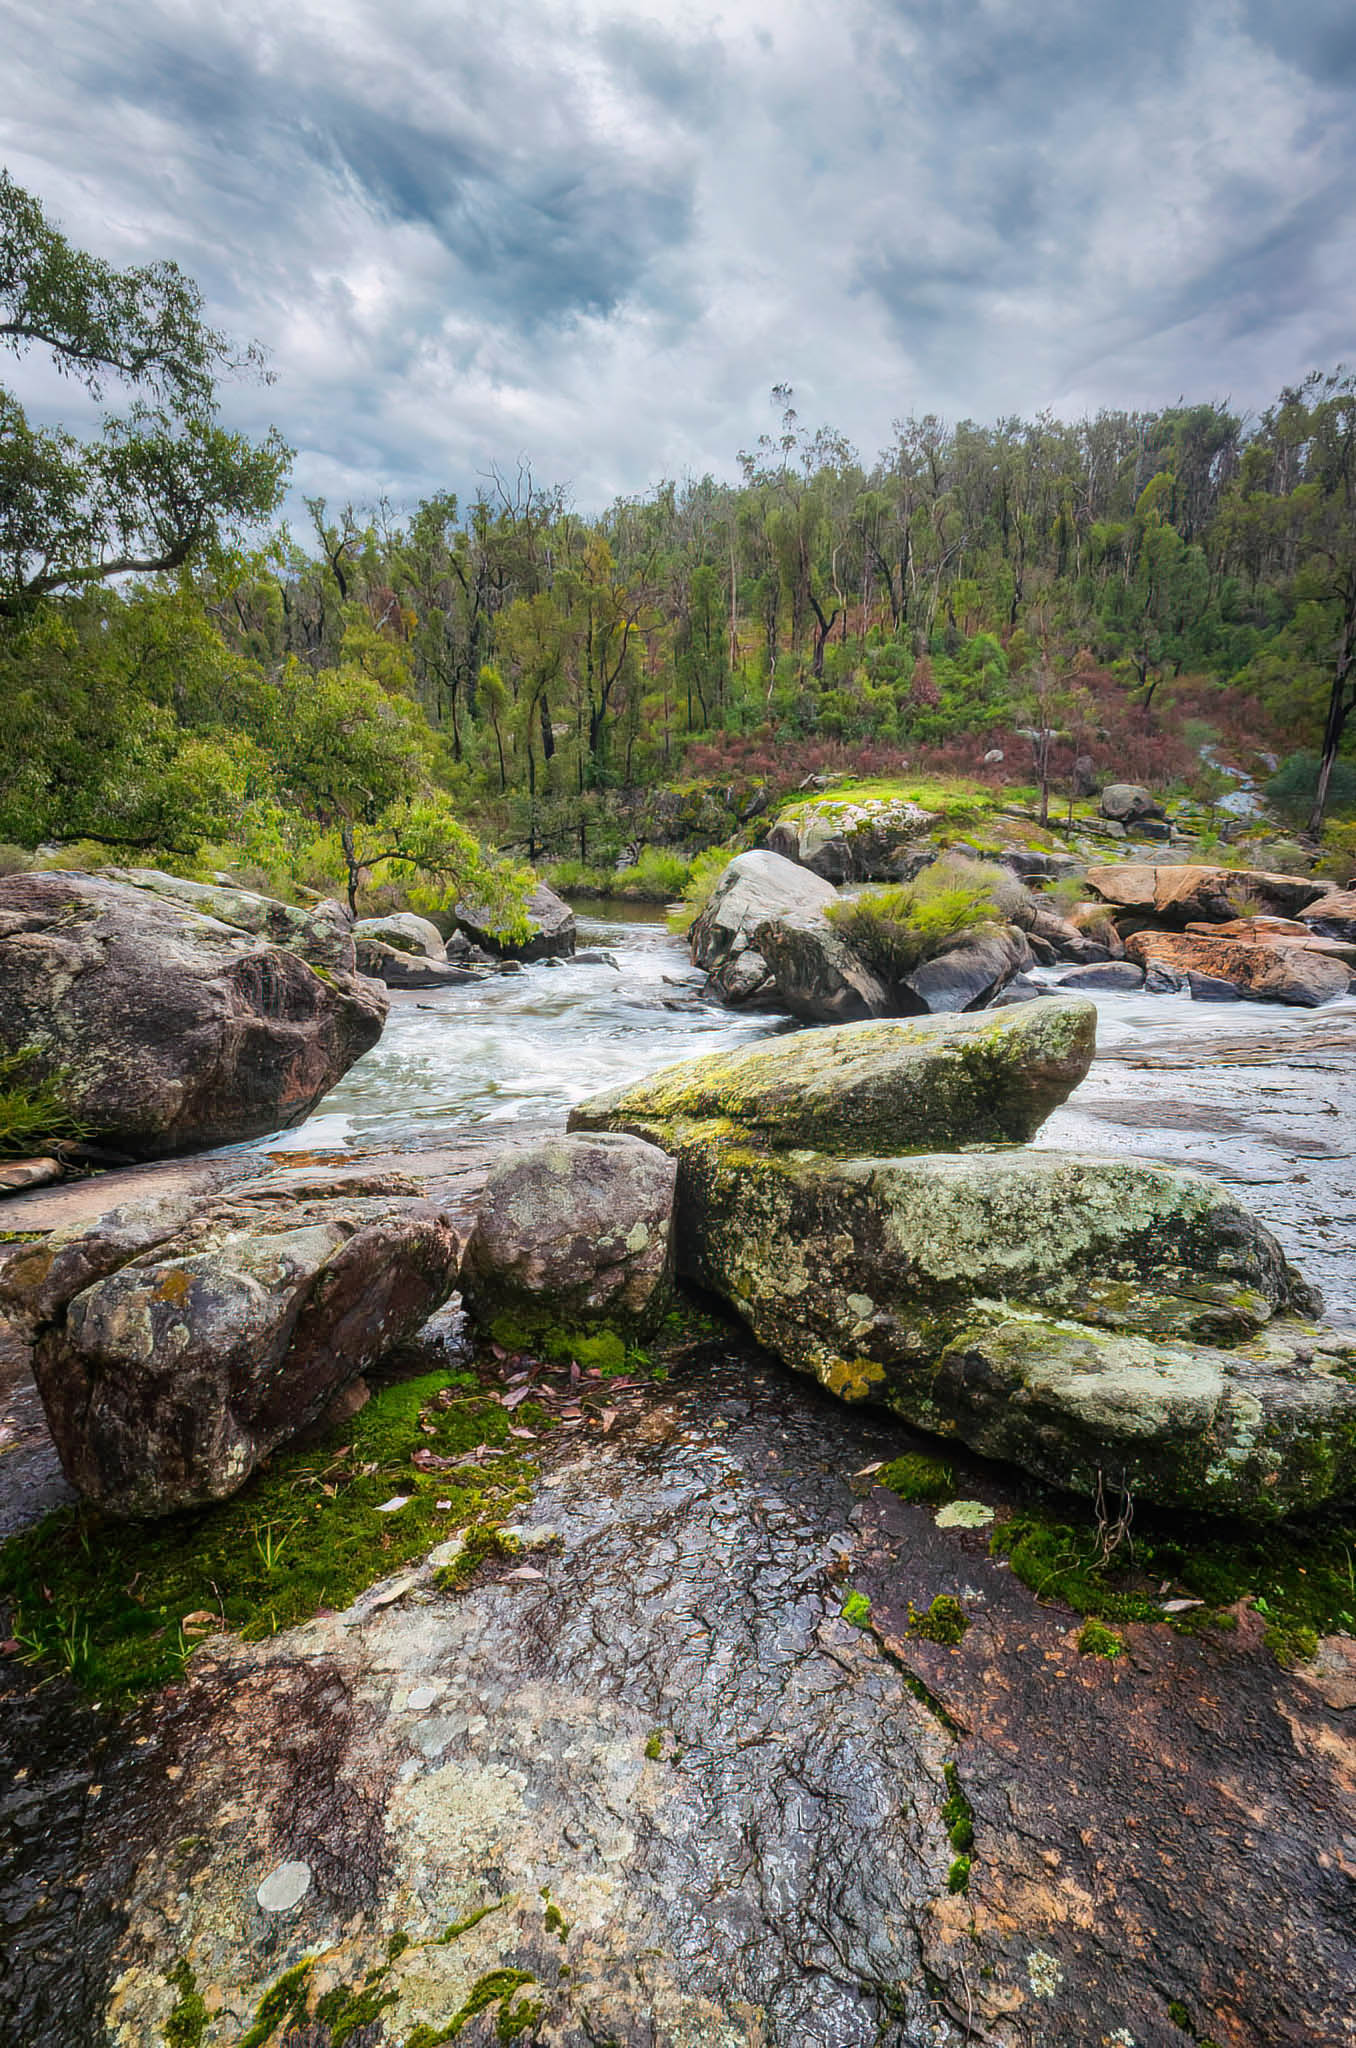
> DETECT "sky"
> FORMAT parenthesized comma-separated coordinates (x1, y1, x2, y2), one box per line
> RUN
(3, 0, 1356, 525)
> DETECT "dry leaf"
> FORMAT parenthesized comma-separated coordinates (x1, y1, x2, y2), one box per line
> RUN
(853, 1462, 885, 1478)
(508, 1426, 536, 1440)
(375, 1494, 411, 1514)
(502, 1385, 533, 1410)
(1160, 1598, 1204, 1613)
(599, 1408, 618, 1434)
(503, 1566, 546, 1582)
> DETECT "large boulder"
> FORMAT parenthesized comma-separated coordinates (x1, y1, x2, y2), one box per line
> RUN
(352, 911, 447, 960)
(462, 1132, 676, 1341)
(0, 872, 387, 1158)
(570, 997, 1097, 1156)
(456, 881, 575, 961)
(354, 939, 483, 989)
(1301, 889, 1356, 941)
(898, 926, 1032, 1012)
(750, 911, 891, 1023)
(1099, 784, 1166, 825)
(690, 851, 837, 982)
(0, 1180, 463, 1516)
(628, 1132, 1351, 1515)
(1087, 863, 1331, 925)
(763, 796, 939, 882)
(1123, 930, 1351, 1007)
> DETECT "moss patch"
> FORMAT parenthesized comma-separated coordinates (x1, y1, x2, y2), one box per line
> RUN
(992, 1497, 1356, 1666)
(163, 1961, 207, 2048)
(0, 1369, 547, 1705)
(1076, 1619, 1125, 1659)
(907, 1594, 970, 1645)
(877, 1452, 955, 1505)
(840, 1588, 873, 1628)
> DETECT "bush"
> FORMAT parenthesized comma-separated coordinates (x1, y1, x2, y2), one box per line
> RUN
(0, 843, 32, 877)
(1265, 750, 1356, 825)
(825, 855, 1006, 980)
(1317, 822, 1356, 886)
(668, 848, 733, 933)
(0, 1048, 88, 1158)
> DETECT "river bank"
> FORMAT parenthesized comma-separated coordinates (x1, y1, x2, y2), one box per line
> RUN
(1, 911, 1353, 2047)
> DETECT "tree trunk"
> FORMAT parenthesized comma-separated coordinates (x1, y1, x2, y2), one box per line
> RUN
(1307, 611, 1355, 835)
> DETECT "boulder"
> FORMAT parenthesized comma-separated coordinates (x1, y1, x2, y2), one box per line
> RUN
(462, 1132, 676, 1340)
(1301, 889, 1356, 941)
(1124, 930, 1351, 1007)
(570, 997, 1097, 1156)
(1087, 864, 1331, 925)
(897, 925, 1032, 1012)
(0, 872, 386, 1158)
(1099, 784, 1165, 824)
(352, 912, 447, 960)
(0, 1181, 463, 1516)
(456, 881, 576, 961)
(1056, 961, 1146, 992)
(989, 974, 1052, 1007)
(103, 868, 357, 974)
(354, 939, 483, 988)
(710, 948, 775, 1005)
(690, 851, 837, 981)
(637, 1134, 1349, 1515)
(747, 911, 891, 1023)
(764, 796, 940, 882)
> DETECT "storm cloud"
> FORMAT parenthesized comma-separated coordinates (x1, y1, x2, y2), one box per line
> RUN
(3, 0, 1353, 517)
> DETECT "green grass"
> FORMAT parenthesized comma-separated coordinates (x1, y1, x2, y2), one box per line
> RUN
(992, 1500, 1356, 1666)
(0, 1369, 546, 1705)
(0, 1046, 89, 1158)
(825, 855, 1009, 981)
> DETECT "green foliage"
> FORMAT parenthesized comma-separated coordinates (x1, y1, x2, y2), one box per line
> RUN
(0, 1046, 88, 1157)
(1266, 750, 1356, 825)
(0, 1369, 545, 1704)
(668, 846, 733, 931)
(1317, 820, 1356, 885)
(825, 856, 1006, 981)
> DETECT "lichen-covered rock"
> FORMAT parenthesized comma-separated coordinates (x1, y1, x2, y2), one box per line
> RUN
(352, 912, 447, 960)
(4, 1183, 463, 1516)
(1099, 784, 1165, 824)
(353, 939, 482, 988)
(648, 1137, 1348, 1515)
(1124, 929, 1351, 1007)
(569, 996, 1097, 1155)
(750, 910, 892, 1022)
(103, 868, 357, 975)
(763, 796, 940, 881)
(1087, 863, 1331, 924)
(462, 1132, 676, 1339)
(0, 872, 387, 1158)
(456, 880, 575, 961)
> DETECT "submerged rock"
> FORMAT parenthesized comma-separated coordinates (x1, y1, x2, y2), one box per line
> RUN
(0, 872, 386, 1158)
(571, 996, 1097, 1155)
(462, 1131, 676, 1341)
(1, 1182, 463, 1516)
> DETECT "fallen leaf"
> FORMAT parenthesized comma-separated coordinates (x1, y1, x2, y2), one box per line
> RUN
(412, 1448, 458, 1471)
(853, 1462, 885, 1478)
(502, 1385, 533, 1410)
(570, 1359, 581, 1388)
(435, 1499, 452, 1510)
(1160, 1598, 1205, 1614)
(599, 1408, 618, 1434)
(375, 1495, 411, 1514)
(490, 1342, 508, 1360)
(503, 1566, 546, 1581)
(508, 1426, 536, 1440)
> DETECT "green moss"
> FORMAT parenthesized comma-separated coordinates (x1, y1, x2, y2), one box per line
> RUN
(486, 1315, 629, 1375)
(877, 1453, 955, 1505)
(239, 1961, 313, 2048)
(991, 1497, 1356, 1668)
(941, 1761, 974, 1855)
(163, 1960, 207, 2048)
(433, 1525, 523, 1593)
(907, 1594, 969, 1645)
(0, 1368, 546, 1705)
(1076, 1619, 1125, 1659)
(437, 1898, 510, 1943)
(312, 1978, 400, 2046)
(840, 1588, 872, 1628)
(643, 1729, 664, 1760)
(946, 1855, 972, 1895)
(542, 1894, 570, 1943)
(403, 1969, 539, 2046)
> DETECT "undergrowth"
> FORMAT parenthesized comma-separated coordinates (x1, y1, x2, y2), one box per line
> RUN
(0, 1046, 88, 1158)
(824, 855, 1013, 980)
(0, 1369, 547, 1705)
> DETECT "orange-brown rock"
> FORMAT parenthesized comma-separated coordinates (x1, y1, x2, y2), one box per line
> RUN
(1087, 863, 1330, 924)
(1301, 888, 1356, 940)
(1124, 928, 1352, 1006)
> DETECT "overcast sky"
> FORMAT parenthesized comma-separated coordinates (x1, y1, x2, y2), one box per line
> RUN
(4, 0, 1355, 524)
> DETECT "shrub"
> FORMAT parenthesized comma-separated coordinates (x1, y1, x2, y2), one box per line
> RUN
(0, 843, 32, 877)
(1317, 822, 1356, 886)
(825, 855, 1007, 980)
(0, 1048, 88, 1158)
(668, 847, 733, 933)
(1265, 750, 1356, 826)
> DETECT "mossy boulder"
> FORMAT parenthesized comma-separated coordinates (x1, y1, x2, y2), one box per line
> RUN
(764, 796, 940, 881)
(637, 1135, 1347, 1514)
(461, 1132, 676, 1344)
(569, 996, 1097, 1155)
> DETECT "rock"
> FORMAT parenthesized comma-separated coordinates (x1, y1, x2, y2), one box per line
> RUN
(1133, 818, 1173, 841)
(710, 948, 774, 1005)
(354, 939, 483, 988)
(3, 1182, 463, 1516)
(1301, 889, 1356, 941)
(462, 1132, 676, 1340)
(255, 1861, 312, 1913)
(0, 872, 386, 1159)
(898, 925, 1032, 1012)
(1087, 863, 1331, 924)
(1067, 902, 1125, 956)
(1124, 930, 1351, 1007)
(456, 880, 576, 961)
(989, 974, 1051, 1007)
(764, 797, 940, 882)
(103, 868, 357, 975)
(1187, 972, 1245, 1002)
(998, 849, 1084, 882)
(1073, 753, 1098, 797)
(647, 1138, 1347, 1515)
(1013, 900, 1109, 964)
(690, 851, 837, 984)
(352, 912, 446, 960)
(1099, 783, 1166, 824)
(570, 997, 1097, 1156)
(982, 747, 1005, 766)
(748, 911, 891, 1023)
(1056, 961, 1146, 992)
(0, 1157, 62, 1195)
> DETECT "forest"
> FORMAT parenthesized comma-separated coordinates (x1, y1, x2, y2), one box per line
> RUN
(3, 172, 1356, 911)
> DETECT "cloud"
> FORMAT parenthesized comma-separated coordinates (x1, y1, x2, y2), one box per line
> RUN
(2, 0, 1354, 522)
